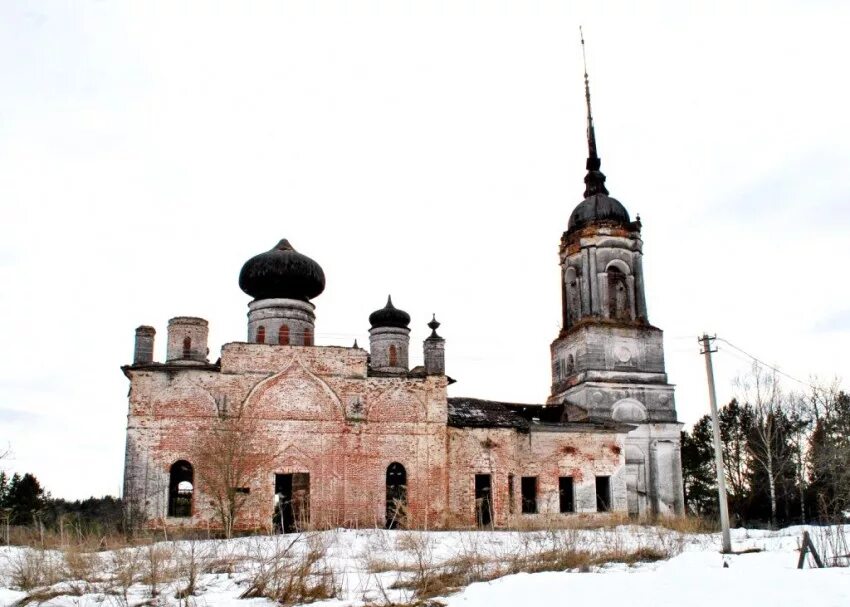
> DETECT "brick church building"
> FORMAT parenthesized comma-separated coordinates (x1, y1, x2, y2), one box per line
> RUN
(121, 80, 684, 531)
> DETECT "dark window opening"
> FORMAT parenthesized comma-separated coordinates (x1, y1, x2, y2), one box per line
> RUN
(559, 476, 575, 513)
(256, 326, 266, 344)
(386, 462, 407, 529)
(182, 336, 192, 359)
(475, 474, 492, 528)
(607, 266, 630, 322)
(304, 328, 314, 346)
(521, 476, 537, 514)
(279, 324, 290, 345)
(273, 472, 310, 533)
(565, 267, 581, 328)
(388, 344, 398, 367)
(233, 487, 250, 495)
(508, 473, 515, 515)
(596, 476, 611, 512)
(168, 460, 193, 517)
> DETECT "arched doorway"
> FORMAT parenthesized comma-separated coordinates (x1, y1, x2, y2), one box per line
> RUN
(168, 460, 193, 517)
(385, 462, 407, 529)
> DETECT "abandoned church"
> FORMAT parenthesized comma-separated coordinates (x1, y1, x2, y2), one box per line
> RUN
(122, 76, 685, 531)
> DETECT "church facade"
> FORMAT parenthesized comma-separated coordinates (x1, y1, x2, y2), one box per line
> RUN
(122, 91, 684, 531)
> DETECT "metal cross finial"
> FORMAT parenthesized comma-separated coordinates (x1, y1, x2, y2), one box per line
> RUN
(579, 26, 608, 197)
(580, 26, 598, 162)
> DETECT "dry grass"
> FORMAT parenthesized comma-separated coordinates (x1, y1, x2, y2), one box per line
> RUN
(387, 527, 681, 601)
(501, 514, 715, 534)
(6, 548, 67, 590)
(1, 523, 692, 606)
(240, 533, 340, 606)
(652, 516, 718, 534)
(503, 512, 631, 531)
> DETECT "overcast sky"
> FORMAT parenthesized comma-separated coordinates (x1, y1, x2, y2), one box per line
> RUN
(1, 0, 848, 500)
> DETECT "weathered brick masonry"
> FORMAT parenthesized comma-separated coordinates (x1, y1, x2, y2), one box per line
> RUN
(122, 90, 685, 529)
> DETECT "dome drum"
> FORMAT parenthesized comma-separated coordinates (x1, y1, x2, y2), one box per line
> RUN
(247, 298, 316, 346)
(369, 326, 411, 373)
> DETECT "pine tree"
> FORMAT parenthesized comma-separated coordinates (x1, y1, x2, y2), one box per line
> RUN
(681, 418, 717, 516)
(5, 473, 46, 525)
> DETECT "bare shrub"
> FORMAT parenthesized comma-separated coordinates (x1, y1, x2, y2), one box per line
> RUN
(241, 533, 340, 605)
(811, 525, 850, 568)
(202, 541, 247, 576)
(7, 548, 66, 590)
(174, 539, 206, 598)
(108, 547, 144, 604)
(63, 546, 101, 582)
(141, 542, 176, 597)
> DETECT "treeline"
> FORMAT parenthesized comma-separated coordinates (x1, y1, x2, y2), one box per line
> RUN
(0, 471, 123, 534)
(682, 367, 850, 527)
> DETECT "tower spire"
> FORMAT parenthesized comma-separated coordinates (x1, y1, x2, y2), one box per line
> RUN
(580, 27, 609, 198)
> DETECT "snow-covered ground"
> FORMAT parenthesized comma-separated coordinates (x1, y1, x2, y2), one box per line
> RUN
(0, 525, 848, 607)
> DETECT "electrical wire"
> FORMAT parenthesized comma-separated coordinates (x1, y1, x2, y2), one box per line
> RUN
(714, 337, 816, 390)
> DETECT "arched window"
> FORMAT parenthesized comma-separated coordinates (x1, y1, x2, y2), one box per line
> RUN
(565, 267, 580, 328)
(388, 344, 398, 367)
(304, 328, 314, 346)
(278, 324, 290, 345)
(256, 325, 266, 344)
(607, 266, 631, 321)
(386, 462, 407, 529)
(168, 460, 194, 517)
(182, 336, 192, 359)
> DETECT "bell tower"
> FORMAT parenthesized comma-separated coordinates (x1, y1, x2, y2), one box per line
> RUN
(548, 31, 684, 516)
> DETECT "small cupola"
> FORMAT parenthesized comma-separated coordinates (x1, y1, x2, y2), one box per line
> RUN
(369, 295, 411, 329)
(368, 296, 411, 374)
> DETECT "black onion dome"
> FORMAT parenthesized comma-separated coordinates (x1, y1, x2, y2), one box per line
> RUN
(238, 239, 325, 301)
(369, 295, 411, 329)
(567, 193, 631, 233)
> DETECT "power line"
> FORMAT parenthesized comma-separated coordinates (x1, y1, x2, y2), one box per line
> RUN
(714, 336, 816, 390)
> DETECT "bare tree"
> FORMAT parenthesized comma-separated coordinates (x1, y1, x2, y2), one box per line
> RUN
(191, 396, 278, 538)
(806, 380, 850, 521)
(735, 364, 795, 527)
(784, 390, 812, 523)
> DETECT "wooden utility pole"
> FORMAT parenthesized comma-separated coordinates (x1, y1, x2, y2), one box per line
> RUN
(699, 333, 732, 553)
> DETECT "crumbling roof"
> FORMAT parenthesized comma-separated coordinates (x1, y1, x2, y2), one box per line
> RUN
(447, 398, 531, 431)
(447, 397, 633, 434)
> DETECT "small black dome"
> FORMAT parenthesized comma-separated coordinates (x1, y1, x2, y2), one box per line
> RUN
(369, 296, 411, 329)
(238, 239, 325, 301)
(567, 193, 631, 233)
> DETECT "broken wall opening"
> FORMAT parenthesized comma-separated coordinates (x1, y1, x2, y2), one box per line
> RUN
(521, 476, 537, 514)
(559, 476, 574, 513)
(274, 472, 310, 533)
(595, 475, 611, 512)
(386, 462, 407, 529)
(474, 474, 492, 527)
